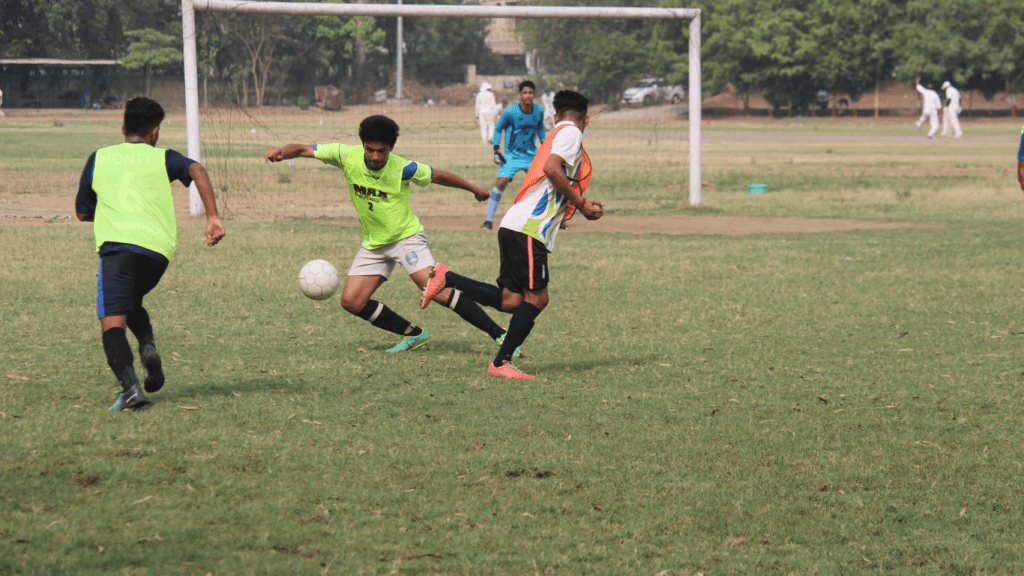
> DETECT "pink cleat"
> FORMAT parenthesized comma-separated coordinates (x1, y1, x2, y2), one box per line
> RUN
(421, 263, 449, 309)
(487, 361, 536, 380)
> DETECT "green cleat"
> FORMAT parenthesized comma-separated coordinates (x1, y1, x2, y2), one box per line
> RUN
(387, 329, 430, 353)
(495, 333, 522, 358)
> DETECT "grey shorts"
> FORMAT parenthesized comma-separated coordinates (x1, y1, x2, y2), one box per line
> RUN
(347, 232, 435, 279)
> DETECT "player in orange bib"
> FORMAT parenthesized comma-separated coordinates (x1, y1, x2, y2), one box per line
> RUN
(421, 91, 604, 379)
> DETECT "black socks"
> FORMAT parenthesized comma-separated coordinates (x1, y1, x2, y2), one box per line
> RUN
(446, 289, 504, 340)
(102, 327, 140, 393)
(354, 300, 415, 336)
(494, 302, 541, 366)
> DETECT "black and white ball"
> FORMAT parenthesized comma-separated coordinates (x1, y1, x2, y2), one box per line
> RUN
(298, 259, 340, 300)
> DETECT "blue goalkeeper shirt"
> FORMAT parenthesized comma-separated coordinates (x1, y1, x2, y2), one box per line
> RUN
(493, 103, 546, 162)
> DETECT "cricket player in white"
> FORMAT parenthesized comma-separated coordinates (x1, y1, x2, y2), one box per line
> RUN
(541, 90, 555, 130)
(475, 82, 498, 144)
(940, 80, 963, 138)
(915, 77, 942, 139)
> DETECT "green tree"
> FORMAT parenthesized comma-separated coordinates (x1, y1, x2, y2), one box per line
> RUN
(697, 0, 820, 115)
(122, 28, 183, 97)
(517, 0, 659, 102)
(811, 0, 902, 114)
(897, 0, 1024, 108)
(0, 0, 126, 58)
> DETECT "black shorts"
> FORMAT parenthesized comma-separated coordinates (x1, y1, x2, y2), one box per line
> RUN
(496, 227, 549, 293)
(96, 249, 169, 318)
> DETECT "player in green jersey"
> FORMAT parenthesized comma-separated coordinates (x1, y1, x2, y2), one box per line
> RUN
(265, 115, 518, 354)
(76, 97, 226, 410)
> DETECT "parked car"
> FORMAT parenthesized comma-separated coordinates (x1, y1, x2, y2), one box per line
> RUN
(621, 78, 685, 106)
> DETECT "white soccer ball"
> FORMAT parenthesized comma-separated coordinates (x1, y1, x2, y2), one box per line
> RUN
(298, 259, 340, 301)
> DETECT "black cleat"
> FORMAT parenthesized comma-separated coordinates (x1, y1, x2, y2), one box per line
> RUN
(480, 220, 493, 230)
(110, 366, 152, 411)
(109, 384, 152, 411)
(140, 344, 165, 393)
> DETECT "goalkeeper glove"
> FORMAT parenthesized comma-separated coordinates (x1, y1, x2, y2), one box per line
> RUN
(493, 146, 506, 166)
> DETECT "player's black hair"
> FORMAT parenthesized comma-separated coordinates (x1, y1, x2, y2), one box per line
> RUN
(123, 97, 165, 136)
(358, 115, 400, 147)
(553, 90, 589, 117)
(519, 80, 536, 93)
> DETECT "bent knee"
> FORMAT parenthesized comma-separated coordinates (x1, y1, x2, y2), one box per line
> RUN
(340, 296, 365, 314)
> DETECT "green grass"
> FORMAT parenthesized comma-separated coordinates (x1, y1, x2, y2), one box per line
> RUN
(4, 220, 1024, 574)
(3, 114, 1024, 573)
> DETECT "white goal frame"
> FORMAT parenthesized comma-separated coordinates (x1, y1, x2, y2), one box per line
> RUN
(181, 0, 702, 214)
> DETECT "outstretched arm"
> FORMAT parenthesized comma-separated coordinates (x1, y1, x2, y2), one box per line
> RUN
(432, 169, 490, 202)
(1018, 160, 1024, 194)
(265, 144, 315, 163)
(189, 163, 226, 246)
(543, 154, 603, 220)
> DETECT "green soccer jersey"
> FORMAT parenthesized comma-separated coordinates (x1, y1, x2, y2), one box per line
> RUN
(314, 143, 433, 249)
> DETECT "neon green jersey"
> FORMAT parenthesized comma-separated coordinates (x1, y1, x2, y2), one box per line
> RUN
(92, 143, 177, 259)
(314, 143, 433, 249)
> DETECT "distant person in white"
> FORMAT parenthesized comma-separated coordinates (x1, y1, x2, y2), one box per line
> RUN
(541, 90, 555, 130)
(475, 82, 498, 144)
(915, 77, 942, 139)
(0, 88, 5, 119)
(940, 80, 963, 138)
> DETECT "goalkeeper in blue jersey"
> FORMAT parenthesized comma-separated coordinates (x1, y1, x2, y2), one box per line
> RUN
(481, 80, 546, 230)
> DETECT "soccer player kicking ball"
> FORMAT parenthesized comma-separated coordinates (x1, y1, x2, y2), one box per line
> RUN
(265, 115, 519, 355)
(76, 97, 227, 411)
(481, 80, 546, 230)
(423, 91, 603, 379)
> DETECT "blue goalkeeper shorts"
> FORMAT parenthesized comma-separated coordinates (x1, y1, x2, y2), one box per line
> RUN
(497, 155, 533, 181)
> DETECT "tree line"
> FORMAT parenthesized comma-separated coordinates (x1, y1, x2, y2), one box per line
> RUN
(2, 0, 1021, 108)
(521, 0, 1024, 111)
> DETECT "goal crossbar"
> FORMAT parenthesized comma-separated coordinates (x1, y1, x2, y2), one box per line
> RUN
(181, 0, 702, 212)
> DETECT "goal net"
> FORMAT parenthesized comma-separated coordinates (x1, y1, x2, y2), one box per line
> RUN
(183, 0, 702, 220)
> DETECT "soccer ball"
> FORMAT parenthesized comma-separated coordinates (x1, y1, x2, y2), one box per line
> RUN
(298, 259, 340, 301)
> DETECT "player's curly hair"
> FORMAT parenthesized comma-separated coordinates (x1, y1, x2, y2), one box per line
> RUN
(519, 80, 536, 93)
(359, 115, 400, 147)
(124, 97, 165, 137)
(553, 90, 589, 117)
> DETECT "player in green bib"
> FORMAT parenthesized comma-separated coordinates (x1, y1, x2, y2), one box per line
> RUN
(76, 97, 226, 411)
(266, 115, 520, 354)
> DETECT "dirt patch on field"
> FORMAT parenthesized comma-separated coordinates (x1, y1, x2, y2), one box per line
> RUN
(418, 215, 939, 235)
(3, 209, 937, 236)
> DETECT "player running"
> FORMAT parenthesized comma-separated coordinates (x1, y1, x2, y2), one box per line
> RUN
(76, 97, 227, 411)
(481, 80, 546, 231)
(423, 91, 602, 379)
(265, 115, 520, 355)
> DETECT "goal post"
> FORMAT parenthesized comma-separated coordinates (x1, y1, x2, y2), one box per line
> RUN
(181, 0, 702, 214)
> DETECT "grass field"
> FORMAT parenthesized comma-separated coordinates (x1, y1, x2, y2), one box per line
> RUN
(2, 108, 1024, 574)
